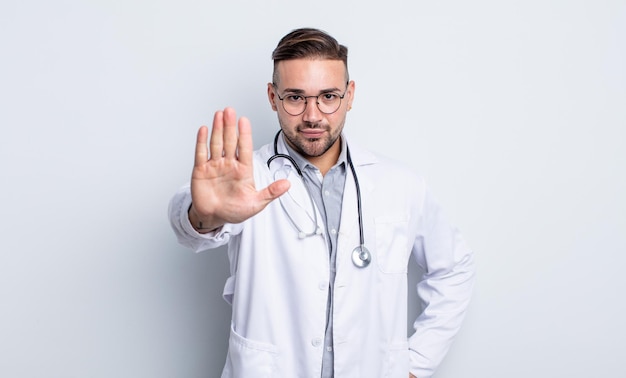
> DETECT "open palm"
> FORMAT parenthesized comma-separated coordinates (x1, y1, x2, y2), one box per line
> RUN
(189, 107, 290, 231)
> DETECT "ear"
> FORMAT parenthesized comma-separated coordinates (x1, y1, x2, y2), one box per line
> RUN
(346, 80, 355, 111)
(267, 83, 278, 111)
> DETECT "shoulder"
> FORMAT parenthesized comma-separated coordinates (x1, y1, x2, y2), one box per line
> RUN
(347, 138, 426, 186)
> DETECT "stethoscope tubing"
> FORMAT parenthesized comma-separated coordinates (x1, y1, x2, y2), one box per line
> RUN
(267, 131, 371, 268)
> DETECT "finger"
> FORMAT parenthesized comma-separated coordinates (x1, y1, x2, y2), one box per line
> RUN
(258, 179, 290, 204)
(222, 107, 238, 159)
(194, 125, 209, 167)
(237, 116, 253, 165)
(209, 110, 224, 159)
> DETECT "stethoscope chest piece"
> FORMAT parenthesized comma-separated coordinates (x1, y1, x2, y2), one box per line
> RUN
(352, 246, 371, 268)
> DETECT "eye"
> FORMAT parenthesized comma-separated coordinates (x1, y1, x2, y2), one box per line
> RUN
(285, 95, 304, 102)
(320, 93, 339, 102)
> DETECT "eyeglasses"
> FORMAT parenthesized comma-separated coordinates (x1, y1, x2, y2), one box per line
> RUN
(273, 84, 348, 116)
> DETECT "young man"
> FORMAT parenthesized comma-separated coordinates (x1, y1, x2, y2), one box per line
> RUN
(169, 28, 475, 378)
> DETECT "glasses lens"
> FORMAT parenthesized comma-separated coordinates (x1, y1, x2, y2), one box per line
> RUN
(283, 99, 305, 116)
(317, 93, 342, 114)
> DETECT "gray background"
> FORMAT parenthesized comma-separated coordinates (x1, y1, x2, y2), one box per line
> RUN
(1, 0, 624, 377)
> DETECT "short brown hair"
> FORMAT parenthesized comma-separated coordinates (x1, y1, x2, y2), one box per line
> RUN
(271, 28, 349, 84)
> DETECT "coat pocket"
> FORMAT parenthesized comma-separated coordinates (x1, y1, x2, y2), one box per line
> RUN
(374, 215, 410, 274)
(222, 325, 279, 378)
(383, 341, 409, 378)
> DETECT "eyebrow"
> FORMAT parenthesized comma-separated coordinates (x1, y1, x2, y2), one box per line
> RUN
(281, 87, 343, 94)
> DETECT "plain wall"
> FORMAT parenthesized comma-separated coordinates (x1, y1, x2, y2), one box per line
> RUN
(1, 0, 624, 377)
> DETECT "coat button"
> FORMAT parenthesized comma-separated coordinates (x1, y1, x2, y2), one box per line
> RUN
(311, 338, 322, 347)
(318, 281, 327, 290)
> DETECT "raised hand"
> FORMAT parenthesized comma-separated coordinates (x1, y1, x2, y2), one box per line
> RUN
(188, 107, 290, 233)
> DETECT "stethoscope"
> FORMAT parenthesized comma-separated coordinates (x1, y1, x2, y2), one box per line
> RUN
(267, 131, 371, 268)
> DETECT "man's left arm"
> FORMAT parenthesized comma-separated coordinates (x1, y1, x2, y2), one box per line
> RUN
(408, 188, 476, 377)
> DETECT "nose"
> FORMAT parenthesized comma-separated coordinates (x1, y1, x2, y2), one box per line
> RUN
(302, 96, 323, 123)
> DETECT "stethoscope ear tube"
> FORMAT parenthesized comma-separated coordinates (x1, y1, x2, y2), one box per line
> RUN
(267, 131, 303, 176)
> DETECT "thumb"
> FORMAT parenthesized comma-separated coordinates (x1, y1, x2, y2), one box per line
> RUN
(258, 179, 290, 204)
(267, 179, 291, 200)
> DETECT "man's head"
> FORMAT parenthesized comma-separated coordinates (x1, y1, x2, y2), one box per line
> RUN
(271, 28, 349, 85)
(267, 28, 355, 172)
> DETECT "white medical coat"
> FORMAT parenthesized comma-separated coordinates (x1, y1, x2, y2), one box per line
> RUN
(168, 135, 475, 378)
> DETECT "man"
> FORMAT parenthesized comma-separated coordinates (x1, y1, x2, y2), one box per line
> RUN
(169, 28, 475, 378)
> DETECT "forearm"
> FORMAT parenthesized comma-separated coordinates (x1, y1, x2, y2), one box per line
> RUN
(408, 252, 475, 376)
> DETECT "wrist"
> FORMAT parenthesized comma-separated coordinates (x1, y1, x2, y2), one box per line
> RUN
(188, 203, 219, 233)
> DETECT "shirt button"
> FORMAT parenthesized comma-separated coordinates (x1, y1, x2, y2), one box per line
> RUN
(326, 346, 333, 352)
(311, 338, 322, 347)
(330, 228, 337, 235)
(324, 190, 330, 196)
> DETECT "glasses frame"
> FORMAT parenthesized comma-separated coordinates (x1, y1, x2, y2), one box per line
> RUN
(273, 82, 349, 116)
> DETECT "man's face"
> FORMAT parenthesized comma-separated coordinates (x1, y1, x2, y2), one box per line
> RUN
(268, 59, 355, 162)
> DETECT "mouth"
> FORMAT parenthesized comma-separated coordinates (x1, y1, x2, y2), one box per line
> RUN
(299, 128, 325, 139)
